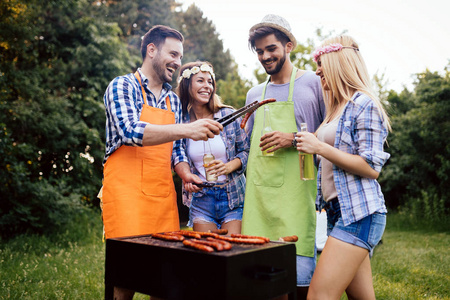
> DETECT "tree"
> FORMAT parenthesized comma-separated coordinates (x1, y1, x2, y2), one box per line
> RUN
(379, 67, 450, 224)
(175, 4, 234, 81)
(0, 0, 133, 237)
(100, 0, 179, 63)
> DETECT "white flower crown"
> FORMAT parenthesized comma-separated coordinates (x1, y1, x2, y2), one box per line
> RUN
(178, 64, 215, 83)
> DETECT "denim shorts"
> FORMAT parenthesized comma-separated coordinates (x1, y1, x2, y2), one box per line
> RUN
(296, 249, 317, 286)
(325, 198, 386, 257)
(188, 187, 243, 228)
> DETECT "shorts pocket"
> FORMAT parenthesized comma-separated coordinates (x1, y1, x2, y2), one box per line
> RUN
(252, 155, 285, 187)
(368, 213, 386, 247)
(142, 159, 171, 197)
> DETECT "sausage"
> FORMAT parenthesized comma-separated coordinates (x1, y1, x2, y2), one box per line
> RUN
(206, 237, 233, 250)
(210, 228, 228, 235)
(190, 239, 224, 251)
(240, 112, 251, 129)
(214, 235, 267, 244)
(197, 232, 220, 238)
(231, 233, 270, 243)
(152, 233, 184, 242)
(240, 98, 276, 129)
(170, 230, 202, 239)
(259, 98, 276, 106)
(183, 239, 214, 252)
(278, 235, 298, 242)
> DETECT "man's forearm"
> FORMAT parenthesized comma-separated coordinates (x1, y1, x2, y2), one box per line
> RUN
(142, 123, 188, 146)
(142, 119, 222, 146)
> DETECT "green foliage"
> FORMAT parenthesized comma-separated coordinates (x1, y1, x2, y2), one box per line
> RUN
(216, 65, 251, 109)
(100, 0, 179, 63)
(0, 0, 133, 237)
(379, 68, 450, 225)
(175, 4, 234, 81)
(1, 211, 447, 299)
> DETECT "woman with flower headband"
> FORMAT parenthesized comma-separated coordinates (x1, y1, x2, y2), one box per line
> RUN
(173, 61, 249, 234)
(295, 36, 391, 299)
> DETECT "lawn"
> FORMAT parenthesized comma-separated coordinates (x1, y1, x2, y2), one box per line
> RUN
(0, 210, 448, 299)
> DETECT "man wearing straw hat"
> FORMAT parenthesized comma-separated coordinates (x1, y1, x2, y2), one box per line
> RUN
(242, 14, 325, 299)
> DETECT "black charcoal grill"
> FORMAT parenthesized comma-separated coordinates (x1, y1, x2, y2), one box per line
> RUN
(105, 234, 297, 300)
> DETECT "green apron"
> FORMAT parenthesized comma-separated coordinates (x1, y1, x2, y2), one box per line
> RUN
(242, 68, 317, 257)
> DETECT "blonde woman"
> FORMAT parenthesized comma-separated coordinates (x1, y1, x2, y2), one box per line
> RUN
(296, 36, 391, 299)
(173, 61, 249, 234)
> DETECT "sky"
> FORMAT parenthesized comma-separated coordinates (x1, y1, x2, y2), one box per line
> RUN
(180, 0, 450, 92)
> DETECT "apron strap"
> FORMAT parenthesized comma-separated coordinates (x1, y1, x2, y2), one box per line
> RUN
(135, 71, 172, 112)
(134, 71, 148, 106)
(261, 67, 298, 102)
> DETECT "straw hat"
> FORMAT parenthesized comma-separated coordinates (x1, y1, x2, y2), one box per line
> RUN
(249, 14, 297, 48)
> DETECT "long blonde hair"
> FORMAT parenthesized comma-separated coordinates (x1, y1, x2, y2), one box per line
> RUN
(318, 35, 391, 131)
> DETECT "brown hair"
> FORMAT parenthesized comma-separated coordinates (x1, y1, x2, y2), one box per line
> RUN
(140, 25, 184, 60)
(176, 61, 232, 117)
(248, 27, 290, 51)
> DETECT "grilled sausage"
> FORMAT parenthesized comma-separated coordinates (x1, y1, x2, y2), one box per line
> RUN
(152, 233, 184, 242)
(215, 235, 267, 244)
(210, 228, 228, 235)
(190, 239, 224, 251)
(279, 235, 298, 242)
(197, 232, 220, 238)
(183, 239, 214, 252)
(231, 233, 270, 243)
(206, 237, 233, 250)
(240, 98, 276, 129)
(240, 112, 251, 129)
(260, 98, 276, 105)
(170, 230, 202, 239)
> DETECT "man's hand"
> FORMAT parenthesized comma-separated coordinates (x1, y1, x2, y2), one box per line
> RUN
(260, 131, 293, 153)
(187, 119, 222, 141)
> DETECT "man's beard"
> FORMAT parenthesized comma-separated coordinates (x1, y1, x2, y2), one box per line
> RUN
(263, 53, 286, 75)
(152, 52, 173, 83)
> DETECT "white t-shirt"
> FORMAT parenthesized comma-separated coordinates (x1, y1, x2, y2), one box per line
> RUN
(187, 134, 227, 182)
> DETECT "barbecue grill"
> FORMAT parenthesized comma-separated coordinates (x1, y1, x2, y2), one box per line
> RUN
(105, 234, 297, 300)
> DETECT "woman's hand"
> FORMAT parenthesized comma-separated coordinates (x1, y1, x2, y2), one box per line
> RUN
(296, 132, 322, 154)
(205, 159, 230, 177)
(183, 173, 203, 193)
(296, 132, 379, 179)
(205, 157, 242, 177)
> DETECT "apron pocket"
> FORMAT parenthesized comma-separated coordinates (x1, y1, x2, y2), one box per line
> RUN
(142, 159, 171, 197)
(252, 155, 285, 187)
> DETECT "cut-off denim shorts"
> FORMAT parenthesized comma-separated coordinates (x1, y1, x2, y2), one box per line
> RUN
(188, 187, 243, 228)
(325, 198, 386, 257)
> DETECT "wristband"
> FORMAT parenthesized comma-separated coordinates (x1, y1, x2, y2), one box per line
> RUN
(291, 132, 297, 148)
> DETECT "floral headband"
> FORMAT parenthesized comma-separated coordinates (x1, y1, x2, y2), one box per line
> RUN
(178, 64, 216, 83)
(312, 43, 359, 62)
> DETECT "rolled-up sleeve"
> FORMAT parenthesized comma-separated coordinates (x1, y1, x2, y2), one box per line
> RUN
(354, 99, 390, 172)
(233, 116, 250, 175)
(106, 76, 147, 147)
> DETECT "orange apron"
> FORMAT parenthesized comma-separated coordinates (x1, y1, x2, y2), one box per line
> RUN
(102, 72, 179, 239)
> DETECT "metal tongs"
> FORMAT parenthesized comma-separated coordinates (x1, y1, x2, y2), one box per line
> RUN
(215, 98, 276, 127)
(215, 101, 259, 127)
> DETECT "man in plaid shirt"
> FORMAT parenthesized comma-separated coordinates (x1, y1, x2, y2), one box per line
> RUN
(101, 25, 222, 300)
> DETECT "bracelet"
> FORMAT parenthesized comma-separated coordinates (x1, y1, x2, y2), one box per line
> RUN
(291, 132, 297, 148)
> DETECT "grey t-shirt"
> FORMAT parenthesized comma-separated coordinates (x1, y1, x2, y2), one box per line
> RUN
(245, 70, 326, 136)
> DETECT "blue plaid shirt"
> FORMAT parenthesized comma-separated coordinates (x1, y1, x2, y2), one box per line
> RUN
(103, 68, 186, 166)
(174, 107, 250, 209)
(317, 92, 390, 225)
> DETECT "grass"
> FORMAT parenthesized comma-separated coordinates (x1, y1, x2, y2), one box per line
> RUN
(0, 210, 448, 299)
